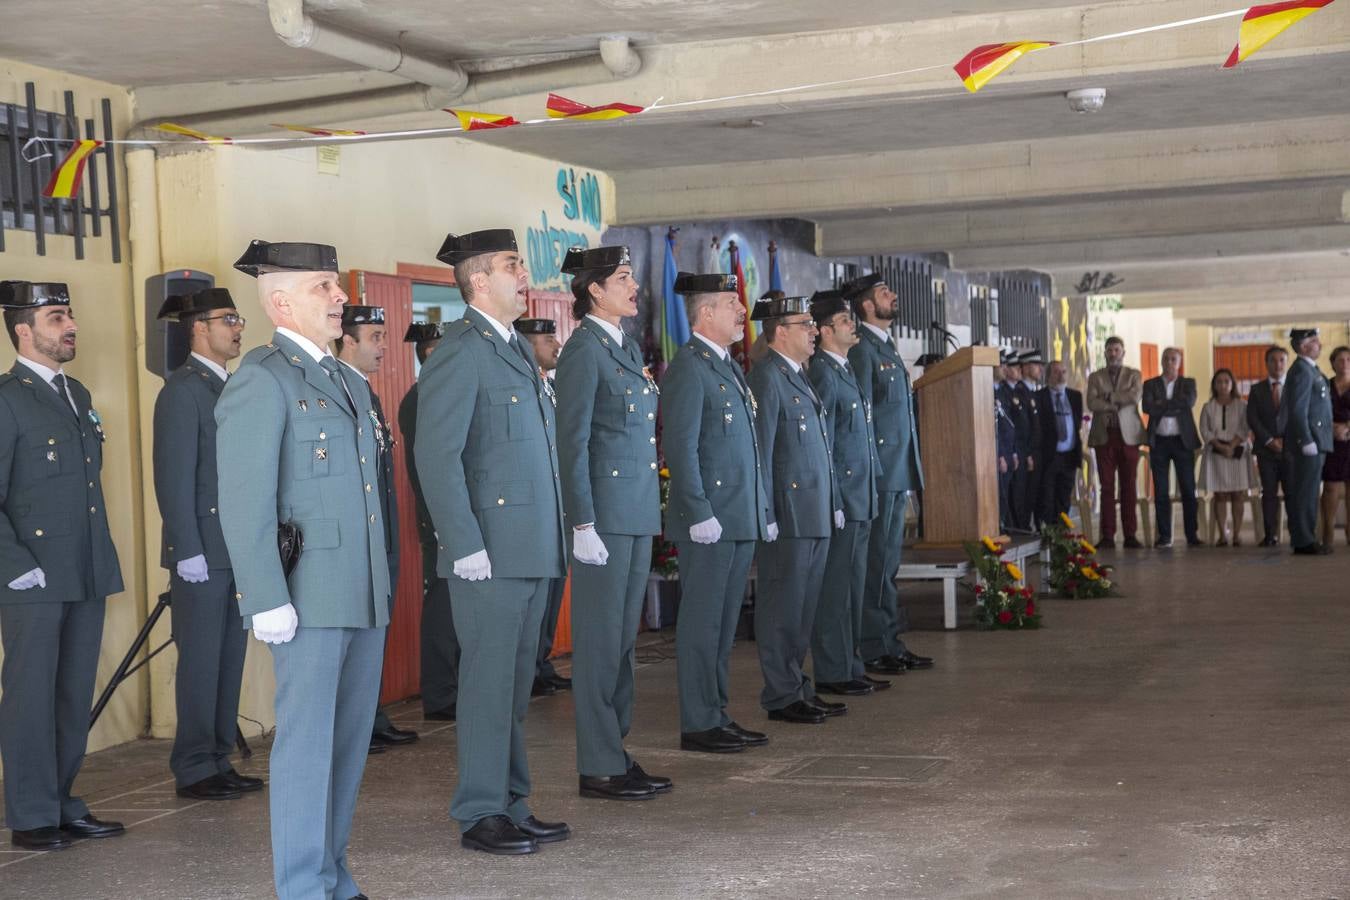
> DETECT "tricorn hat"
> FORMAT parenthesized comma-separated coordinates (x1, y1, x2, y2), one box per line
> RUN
(340, 306, 385, 326)
(436, 229, 518, 266)
(809, 289, 849, 323)
(673, 272, 738, 294)
(0, 280, 72, 309)
(560, 245, 630, 275)
(514, 317, 557, 335)
(233, 240, 338, 278)
(1289, 327, 1319, 348)
(750, 295, 811, 321)
(841, 272, 886, 301)
(403, 322, 443, 343)
(157, 287, 235, 322)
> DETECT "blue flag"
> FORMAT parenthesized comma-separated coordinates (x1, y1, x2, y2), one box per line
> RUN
(662, 230, 689, 361)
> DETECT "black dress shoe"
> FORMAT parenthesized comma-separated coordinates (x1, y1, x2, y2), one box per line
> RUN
(461, 815, 538, 855)
(862, 674, 892, 690)
(367, 740, 387, 755)
(1122, 536, 1143, 549)
(1098, 537, 1116, 549)
(628, 761, 673, 793)
(680, 727, 746, 753)
(11, 827, 73, 851)
(899, 651, 934, 670)
(723, 721, 769, 746)
(579, 773, 656, 800)
(864, 657, 904, 676)
(371, 724, 420, 746)
(768, 700, 827, 724)
(1259, 536, 1278, 547)
(59, 814, 124, 839)
(425, 705, 456, 721)
(1186, 537, 1204, 547)
(514, 815, 570, 843)
(531, 677, 559, 697)
(804, 696, 847, 717)
(1293, 543, 1332, 555)
(546, 674, 572, 690)
(816, 679, 873, 696)
(220, 769, 264, 792)
(177, 774, 242, 800)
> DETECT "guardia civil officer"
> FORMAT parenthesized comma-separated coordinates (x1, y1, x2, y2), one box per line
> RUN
(1015, 349, 1045, 531)
(553, 246, 671, 800)
(416, 230, 569, 855)
(399, 322, 459, 721)
(747, 296, 842, 725)
(0, 281, 124, 851)
(807, 291, 887, 697)
(514, 316, 572, 697)
(1277, 327, 1334, 555)
(217, 241, 391, 899)
(152, 288, 260, 802)
(336, 305, 420, 751)
(844, 273, 932, 675)
(662, 271, 772, 754)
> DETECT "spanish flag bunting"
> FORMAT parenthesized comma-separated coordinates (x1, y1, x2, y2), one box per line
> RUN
(42, 139, 102, 199)
(154, 122, 232, 143)
(954, 41, 1057, 93)
(445, 109, 521, 131)
(271, 124, 368, 136)
(545, 93, 644, 120)
(1223, 0, 1335, 68)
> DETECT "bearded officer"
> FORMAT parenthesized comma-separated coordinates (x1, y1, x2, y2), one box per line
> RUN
(0, 281, 124, 851)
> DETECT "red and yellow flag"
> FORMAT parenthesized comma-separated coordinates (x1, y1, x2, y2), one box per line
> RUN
(954, 41, 1057, 93)
(1223, 0, 1334, 68)
(445, 108, 521, 131)
(155, 123, 232, 143)
(270, 124, 367, 136)
(545, 93, 643, 120)
(42, 139, 101, 199)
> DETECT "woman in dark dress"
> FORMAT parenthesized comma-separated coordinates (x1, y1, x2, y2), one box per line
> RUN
(1319, 345, 1350, 548)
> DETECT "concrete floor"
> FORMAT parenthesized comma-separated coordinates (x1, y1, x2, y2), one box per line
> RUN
(2, 544, 1348, 899)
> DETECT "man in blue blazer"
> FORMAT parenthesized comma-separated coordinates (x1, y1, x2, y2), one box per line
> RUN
(1277, 328, 1334, 554)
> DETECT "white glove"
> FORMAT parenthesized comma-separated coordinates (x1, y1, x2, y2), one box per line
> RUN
(689, 516, 723, 545)
(1302, 442, 1319, 457)
(7, 567, 46, 591)
(572, 527, 609, 566)
(252, 603, 298, 644)
(176, 554, 210, 584)
(834, 509, 845, 530)
(453, 549, 492, 581)
(765, 522, 780, 542)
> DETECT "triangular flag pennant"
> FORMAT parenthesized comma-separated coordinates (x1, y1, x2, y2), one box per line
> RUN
(545, 93, 644, 121)
(42, 139, 102, 199)
(1223, 0, 1334, 68)
(271, 124, 367, 136)
(155, 123, 232, 143)
(445, 109, 521, 131)
(954, 41, 1057, 93)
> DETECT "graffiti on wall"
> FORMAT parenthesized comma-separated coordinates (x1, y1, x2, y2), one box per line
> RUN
(526, 167, 605, 288)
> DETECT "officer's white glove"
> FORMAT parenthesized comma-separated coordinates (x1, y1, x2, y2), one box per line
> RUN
(453, 549, 492, 581)
(7, 568, 46, 591)
(572, 527, 609, 566)
(689, 516, 722, 545)
(252, 603, 298, 644)
(176, 554, 210, 584)
(834, 509, 845, 530)
(765, 522, 780, 542)
(1302, 442, 1319, 457)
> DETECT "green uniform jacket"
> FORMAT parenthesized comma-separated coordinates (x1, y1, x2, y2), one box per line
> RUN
(849, 327, 923, 493)
(414, 306, 565, 579)
(749, 351, 838, 539)
(398, 382, 436, 549)
(342, 361, 400, 586)
(0, 363, 123, 603)
(153, 356, 230, 570)
(808, 350, 879, 523)
(215, 333, 390, 627)
(661, 337, 770, 542)
(554, 318, 661, 536)
(1278, 356, 1334, 450)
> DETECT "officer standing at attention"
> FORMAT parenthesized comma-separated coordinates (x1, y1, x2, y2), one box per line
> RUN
(662, 271, 772, 755)
(807, 290, 887, 698)
(1277, 327, 1334, 555)
(843, 273, 933, 676)
(152, 288, 261, 802)
(217, 241, 391, 899)
(1015, 349, 1045, 531)
(514, 316, 572, 698)
(553, 246, 671, 801)
(399, 322, 459, 722)
(335, 305, 420, 752)
(0, 281, 124, 851)
(416, 229, 569, 855)
(747, 295, 843, 726)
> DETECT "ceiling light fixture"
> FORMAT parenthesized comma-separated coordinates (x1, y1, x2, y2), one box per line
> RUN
(1066, 88, 1107, 114)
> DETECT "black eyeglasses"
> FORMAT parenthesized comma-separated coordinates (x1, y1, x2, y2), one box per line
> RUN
(201, 314, 246, 327)
(780, 318, 818, 331)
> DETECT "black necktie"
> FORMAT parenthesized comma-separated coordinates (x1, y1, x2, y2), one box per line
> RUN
(319, 356, 357, 416)
(509, 333, 534, 372)
(1054, 391, 1070, 443)
(51, 373, 79, 421)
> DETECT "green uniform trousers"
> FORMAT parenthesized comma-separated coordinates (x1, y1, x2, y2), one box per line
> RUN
(861, 491, 908, 661)
(811, 519, 872, 684)
(675, 539, 755, 733)
(755, 536, 828, 711)
(169, 571, 246, 787)
(418, 544, 459, 715)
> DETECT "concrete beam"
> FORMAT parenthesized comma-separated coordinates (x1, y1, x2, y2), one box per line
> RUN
(1122, 278, 1346, 311)
(1062, 253, 1350, 298)
(1167, 294, 1350, 325)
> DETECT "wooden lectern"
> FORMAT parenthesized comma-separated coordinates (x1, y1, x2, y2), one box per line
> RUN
(913, 346, 1001, 547)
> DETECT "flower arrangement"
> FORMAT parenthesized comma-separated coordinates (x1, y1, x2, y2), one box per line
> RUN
(1042, 512, 1115, 599)
(651, 467, 679, 578)
(964, 536, 1041, 630)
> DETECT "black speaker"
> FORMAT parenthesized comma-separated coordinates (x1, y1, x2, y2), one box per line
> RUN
(145, 269, 213, 378)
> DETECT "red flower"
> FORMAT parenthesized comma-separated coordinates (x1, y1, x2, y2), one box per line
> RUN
(1066, 580, 1078, 591)
(1025, 601, 1036, 616)
(997, 610, 1013, 624)
(1021, 586, 1032, 598)
(974, 584, 984, 594)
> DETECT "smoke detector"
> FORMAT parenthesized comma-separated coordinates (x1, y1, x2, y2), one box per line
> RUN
(1066, 88, 1106, 114)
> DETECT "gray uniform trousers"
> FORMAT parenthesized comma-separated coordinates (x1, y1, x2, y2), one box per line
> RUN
(756, 536, 828, 710)
(811, 519, 872, 684)
(571, 534, 651, 775)
(1285, 450, 1328, 547)
(676, 539, 756, 733)
(534, 575, 567, 681)
(269, 624, 385, 900)
(418, 545, 459, 715)
(0, 596, 104, 830)
(169, 570, 246, 786)
(860, 491, 908, 661)
(449, 576, 549, 831)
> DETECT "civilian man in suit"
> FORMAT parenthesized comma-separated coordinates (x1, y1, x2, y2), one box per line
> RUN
(217, 240, 391, 898)
(1247, 346, 1291, 546)
(1277, 328, 1334, 555)
(662, 271, 772, 754)
(808, 291, 887, 698)
(1015, 349, 1045, 530)
(399, 322, 459, 721)
(153, 288, 260, 802)
(1036, 360, 1084, 522)
(1086, 336, 1145, 548)
(0, 281, 124, 851)
(415, 229, 569, 855)
(336, 305, 420, 753)
(1142, 347, 1201, 548)
(749, 296, 843, 726)
(844, 273, 932, 675)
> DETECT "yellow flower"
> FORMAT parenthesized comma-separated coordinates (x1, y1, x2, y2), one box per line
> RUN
(1080, 566, 1100, 580)
(1059, 512, 1075, 528)
(1005, 562, 1023, 581)
(659, 467, 670, 478)
(1080, 539, 1097, 555)
(981, 536, 1000, 554)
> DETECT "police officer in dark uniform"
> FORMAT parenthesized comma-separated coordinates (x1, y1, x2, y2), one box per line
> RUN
(0, 281, 125, 851)
(995, 351, 1020, 531)
(1013, 349, 1044, 531)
